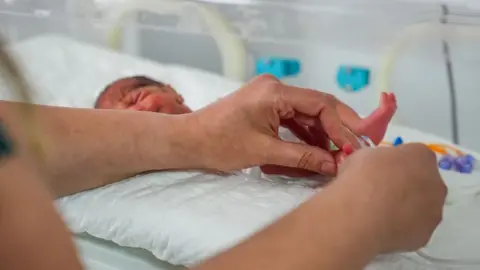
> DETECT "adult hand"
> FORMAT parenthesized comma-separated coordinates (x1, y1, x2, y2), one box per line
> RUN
(327, 143, 447, 253)
(191, 74, 361, 176)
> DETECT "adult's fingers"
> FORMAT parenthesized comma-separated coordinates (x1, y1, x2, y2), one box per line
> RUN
(270, 120, 334, 178)
(266, 139, 337, 176)
(317, 105, 361, 149)
(307, 125, 332, 151)
(260, 149, 347, 177)
(293, 111, 317, 127)
(288, 113, 335, 149)
(276, 84, 360, 150)
(280, 119, 335, 151)
(260, 165, 318, 178)
(280, 119, 319, 146)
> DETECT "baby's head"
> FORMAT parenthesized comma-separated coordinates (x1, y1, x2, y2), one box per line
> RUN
(94, 76, 192, 114)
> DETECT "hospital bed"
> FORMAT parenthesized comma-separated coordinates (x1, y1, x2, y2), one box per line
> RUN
(2, 0, 480, 269)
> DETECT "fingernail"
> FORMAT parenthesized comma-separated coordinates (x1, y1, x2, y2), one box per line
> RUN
(322, 162, 337, 175)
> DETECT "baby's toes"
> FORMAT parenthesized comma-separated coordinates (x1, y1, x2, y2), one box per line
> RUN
(388, 92, 397, 105)
(381, 93, 397, 111)
(380, 92, 389, 103)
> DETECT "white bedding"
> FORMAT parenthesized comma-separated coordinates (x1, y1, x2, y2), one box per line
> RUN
(3, 35, 240, 111)
(4, 35, 480, 269)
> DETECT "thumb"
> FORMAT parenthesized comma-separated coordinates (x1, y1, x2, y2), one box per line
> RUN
(267, 140, 337, 176)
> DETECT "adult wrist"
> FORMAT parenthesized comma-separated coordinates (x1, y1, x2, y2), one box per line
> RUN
(144, 112, 209, 171)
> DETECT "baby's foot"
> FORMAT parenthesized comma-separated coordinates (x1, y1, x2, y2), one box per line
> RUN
(357, 92, 397, 145)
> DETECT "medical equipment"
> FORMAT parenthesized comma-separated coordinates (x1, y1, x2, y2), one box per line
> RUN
(392, 136, 404, 146)
(382, 136, 476, 173)
(3, 0, 480, 269)
(254, 57, 301, 79)
(438, 154, 475, 173)
(337, 65, 371, 92)
(359, 136, 375, 148)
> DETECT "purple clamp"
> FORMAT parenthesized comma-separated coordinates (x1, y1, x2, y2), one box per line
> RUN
(456, 156, 470, 166)
(453, 156, 474, 174)
(464, 154, 476, 164)
(438, 155, 454, 170)
(455, 162, 473, 174)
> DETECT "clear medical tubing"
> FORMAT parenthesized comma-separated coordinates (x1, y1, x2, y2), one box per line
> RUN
(376, 21, 480, 125)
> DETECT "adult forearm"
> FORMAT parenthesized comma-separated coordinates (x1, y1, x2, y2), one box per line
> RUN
(0, 101, 201, 197)
(0, 156, 83, 270)
(194, 184, 379, 270)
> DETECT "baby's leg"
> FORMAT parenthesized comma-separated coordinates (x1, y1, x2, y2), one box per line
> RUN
(336, 92, 397, 145)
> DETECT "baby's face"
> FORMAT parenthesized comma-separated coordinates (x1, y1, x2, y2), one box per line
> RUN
(97, 78, 192, 114)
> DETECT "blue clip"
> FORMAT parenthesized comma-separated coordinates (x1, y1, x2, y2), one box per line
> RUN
(255, 57, 301, 79)
(336, 65, 370, 92)
(392, 136, 404, 147)
(463, 154, 476, 164)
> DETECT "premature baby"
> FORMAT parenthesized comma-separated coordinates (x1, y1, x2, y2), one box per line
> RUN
(95, 76, 192, 114)
(94, 76, 397, 174)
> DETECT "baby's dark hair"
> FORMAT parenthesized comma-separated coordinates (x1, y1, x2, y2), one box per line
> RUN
(94, 75, 165, 108)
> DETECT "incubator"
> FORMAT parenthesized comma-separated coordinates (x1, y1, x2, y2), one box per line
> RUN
(2, 0, 480, 269)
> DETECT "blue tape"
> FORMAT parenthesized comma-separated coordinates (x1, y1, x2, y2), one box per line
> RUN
(255, 57, 301, 79)
(336, 66, 370, 92)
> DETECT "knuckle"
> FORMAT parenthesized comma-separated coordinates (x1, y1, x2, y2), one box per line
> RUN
(256, 74, 280, 84)
(322, 93, 336, 105)
(297, 151, 314, 170)
(261, 79, 282, 97)
(245, 74, 281, 95)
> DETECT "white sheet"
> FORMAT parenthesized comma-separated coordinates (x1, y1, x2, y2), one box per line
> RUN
(4, 35, 480, 269)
